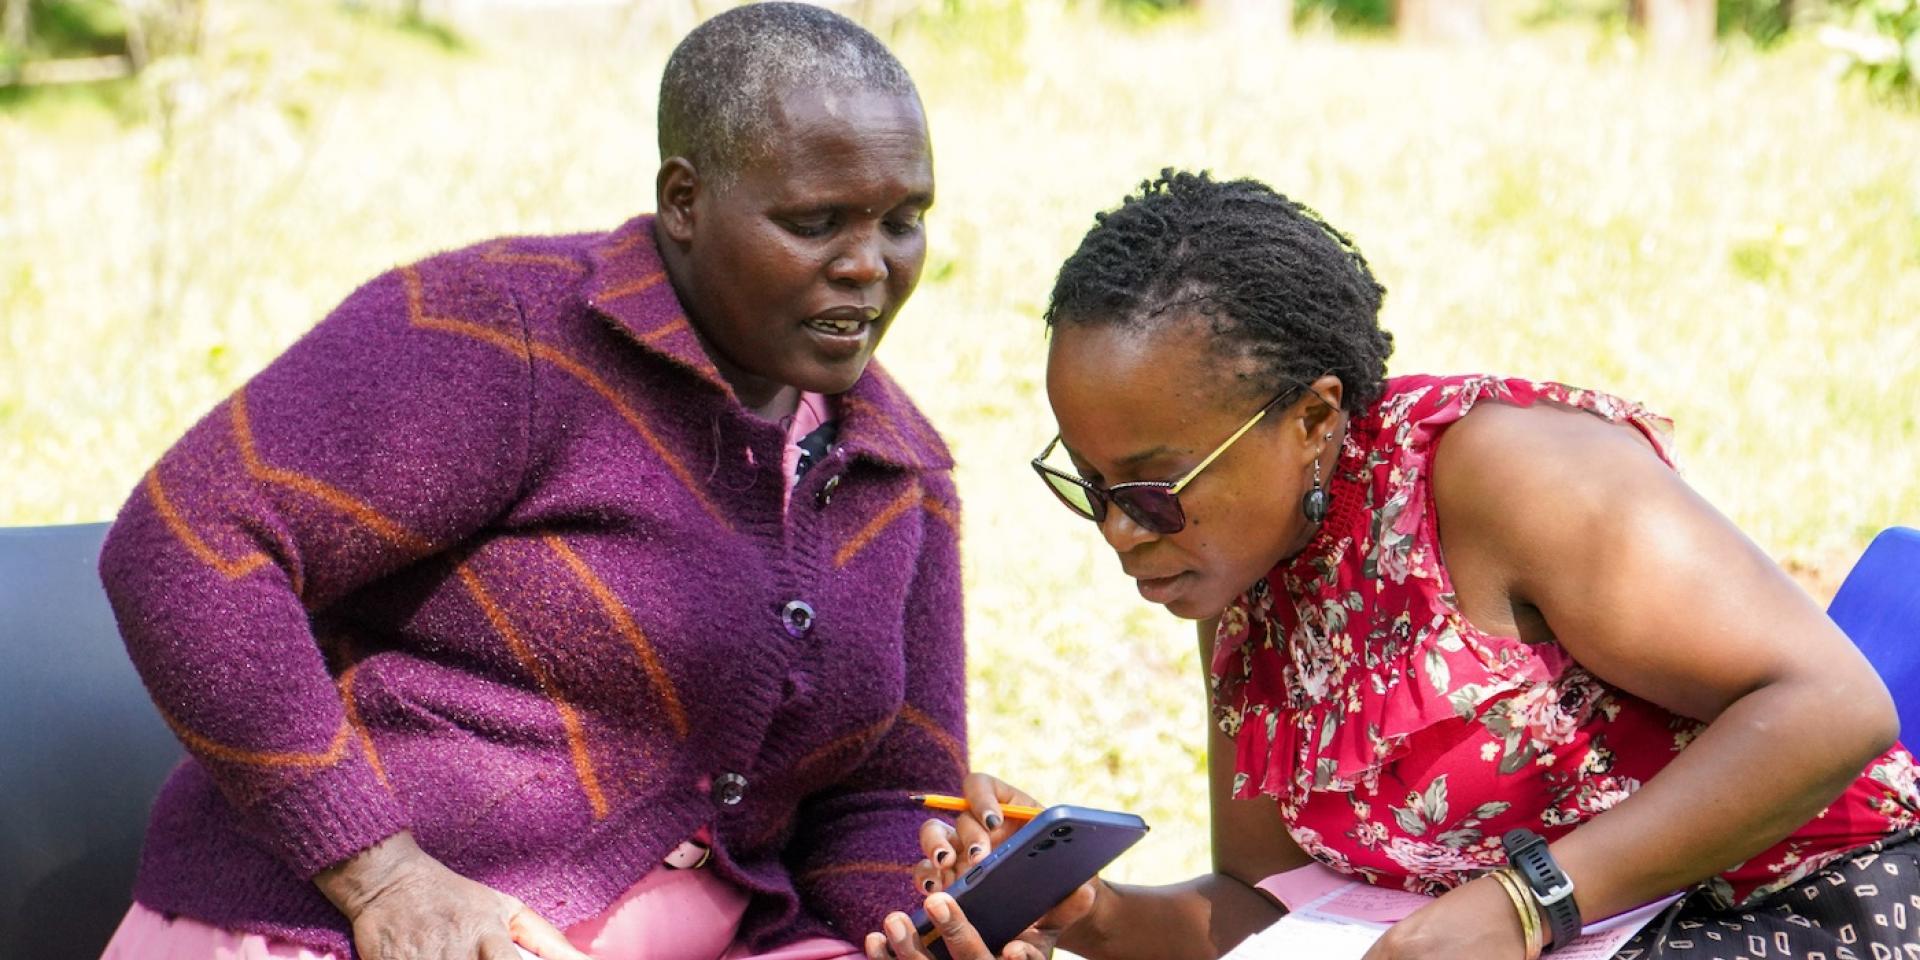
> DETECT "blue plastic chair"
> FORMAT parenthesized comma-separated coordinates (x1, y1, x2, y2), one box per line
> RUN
(1828, 527, 1920, 743)
(0, 523, 183, 957)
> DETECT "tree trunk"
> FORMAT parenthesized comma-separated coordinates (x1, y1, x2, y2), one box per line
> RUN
(1397, 0, 1487, 42)
(1193, 0, 1294, 40)
(4, 0, 29, 52)
(122, 0, 150, 70)
(1631, 0, 1716, 56)
(119, 0, 207, 70)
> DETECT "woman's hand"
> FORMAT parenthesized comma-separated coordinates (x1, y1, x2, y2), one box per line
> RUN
(315, 832, 590, 960)
(864, 887, 1098, 960)
(873, 772, 1098, 959)
(1359, 874, 1527, 960)
(910, 772, 1043, 894)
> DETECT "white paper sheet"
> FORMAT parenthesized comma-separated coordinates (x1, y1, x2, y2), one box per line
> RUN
(1222, 863, 1678, 960)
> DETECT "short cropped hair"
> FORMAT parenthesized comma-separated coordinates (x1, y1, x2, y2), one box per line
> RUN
(659, 2, 920, 179)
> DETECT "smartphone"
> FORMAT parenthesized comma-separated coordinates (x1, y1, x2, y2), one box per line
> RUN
(910, 804, 1149, 960)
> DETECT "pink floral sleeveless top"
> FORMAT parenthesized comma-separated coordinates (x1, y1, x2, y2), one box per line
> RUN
(1209, 374, 1920, 907)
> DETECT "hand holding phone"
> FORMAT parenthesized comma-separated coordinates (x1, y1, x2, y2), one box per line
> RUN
(896, 883, 1096, 960)
(907, 805, 1148, 960)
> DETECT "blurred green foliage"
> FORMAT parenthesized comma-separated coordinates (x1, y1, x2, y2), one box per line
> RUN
(0, 0, 135, 115)
(1101, 0, 1816, 43)
(1107, 0, 1189, 16)
(337, 1, 466, 51)
(0, 0, 126, 64)
(1719, 0, 1794, 44)
(1825, 0, 1920, 96)
(1300, 0, 1396, 30)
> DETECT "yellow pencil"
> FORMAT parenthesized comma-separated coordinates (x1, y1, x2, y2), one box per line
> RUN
(910, 793, 1045, 823)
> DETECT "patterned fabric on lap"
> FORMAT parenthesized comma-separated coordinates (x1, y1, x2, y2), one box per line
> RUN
(1617, 829, 1920, 959)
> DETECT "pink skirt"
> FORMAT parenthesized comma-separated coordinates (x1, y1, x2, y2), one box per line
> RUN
(101, 862, 860, 960)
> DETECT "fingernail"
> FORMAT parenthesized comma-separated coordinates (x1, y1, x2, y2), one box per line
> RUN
(927, 894, 953, 924)
(935, 848, 952, 865)
(968, 843, 985, 862)
(922, 877, 935, 892)
(984, 812, 1003, 830)
(887, 915, 911, 941)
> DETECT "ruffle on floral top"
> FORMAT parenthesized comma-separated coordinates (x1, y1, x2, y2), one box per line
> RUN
(1210, 374, 1920, 908)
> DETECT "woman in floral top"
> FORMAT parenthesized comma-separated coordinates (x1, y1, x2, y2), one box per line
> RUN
(864, 171, 1920, 960)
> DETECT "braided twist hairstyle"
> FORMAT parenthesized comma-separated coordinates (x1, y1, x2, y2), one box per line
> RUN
(1045, 169, 1394, 414)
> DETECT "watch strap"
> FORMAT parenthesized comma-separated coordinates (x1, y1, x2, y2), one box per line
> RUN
(1502, 828, 1582, 949)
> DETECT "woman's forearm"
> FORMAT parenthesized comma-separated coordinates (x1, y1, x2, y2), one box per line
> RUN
(1058, 873, 1282, 960)
(1550, 677, 1896, 929)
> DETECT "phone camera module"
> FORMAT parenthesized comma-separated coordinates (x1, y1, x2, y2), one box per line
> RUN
(1037, 838, 1057, 851)
(1050, 825, 1075, 838)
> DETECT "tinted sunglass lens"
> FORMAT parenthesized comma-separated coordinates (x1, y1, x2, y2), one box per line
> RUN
(1114, 489, 1186, 534)
(1043, 472, 1101, 521)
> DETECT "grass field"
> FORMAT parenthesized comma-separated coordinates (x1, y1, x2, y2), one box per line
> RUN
(3, 0, 1917, 889)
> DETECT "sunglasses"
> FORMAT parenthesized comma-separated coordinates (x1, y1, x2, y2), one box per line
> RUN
(1031, 388, 1295, 535)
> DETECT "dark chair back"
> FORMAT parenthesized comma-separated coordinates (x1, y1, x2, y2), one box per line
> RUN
(1828, 527, 1920, 744)
(0, 523, 182, 958)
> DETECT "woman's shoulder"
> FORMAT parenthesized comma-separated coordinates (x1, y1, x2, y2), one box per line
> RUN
(403, 224, 623, 311)
(1368, 372, 1662, 423)
(1360, 373, 1675, 468)
(345, 225, 627, 350)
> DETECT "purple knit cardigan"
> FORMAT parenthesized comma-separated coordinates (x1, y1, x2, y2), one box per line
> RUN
(98, 215, 968, 956)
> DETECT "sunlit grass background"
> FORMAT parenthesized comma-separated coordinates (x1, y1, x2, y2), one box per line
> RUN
(4, 0, 1918, 893)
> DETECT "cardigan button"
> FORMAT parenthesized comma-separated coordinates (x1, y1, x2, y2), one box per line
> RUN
(781, 600, 815, 638)
(713, 772, 748, 806)
(815, 474, 841, 509)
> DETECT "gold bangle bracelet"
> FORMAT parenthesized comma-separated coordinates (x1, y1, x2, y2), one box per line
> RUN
(1493, 867, 1545, 960)
(1512, 869, 1546, 958)
(1494, 869, 1543, 959)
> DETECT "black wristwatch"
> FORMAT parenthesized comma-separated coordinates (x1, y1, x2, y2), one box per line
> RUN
(1502, 828, 1582, 950)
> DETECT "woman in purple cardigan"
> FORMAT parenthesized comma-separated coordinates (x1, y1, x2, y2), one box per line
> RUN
(95, 6, 965, 960)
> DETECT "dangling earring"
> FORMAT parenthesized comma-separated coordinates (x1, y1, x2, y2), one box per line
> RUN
(1301, 432, 1332, 524)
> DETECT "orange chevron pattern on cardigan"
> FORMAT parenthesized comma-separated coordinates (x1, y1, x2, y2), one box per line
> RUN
(143, 468, 271, 580)
(545, 535, 691, 740)
(232, 389, 438, 556)
(333, 639, 392, 791)
(898, 704, 967, 777)
(480, 239, 589, 274)
(154, 701, 353, 771)
(797, 861, 919, 884)
(597, 270, 668, 302)
(455, 559, 612, 820)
